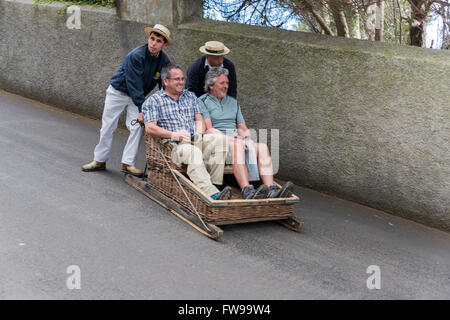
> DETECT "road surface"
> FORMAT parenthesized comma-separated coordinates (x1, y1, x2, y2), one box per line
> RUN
(0, 90, 449, 299)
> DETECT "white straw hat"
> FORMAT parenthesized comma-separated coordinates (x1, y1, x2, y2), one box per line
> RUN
(199, 41, 230, 55)
(144, 24, 173, 45)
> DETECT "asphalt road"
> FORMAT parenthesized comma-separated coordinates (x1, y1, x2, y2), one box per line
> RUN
(0, 89, 449, 300)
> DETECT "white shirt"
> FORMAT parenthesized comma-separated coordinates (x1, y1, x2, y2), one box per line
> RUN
(204, 58, 224, 69)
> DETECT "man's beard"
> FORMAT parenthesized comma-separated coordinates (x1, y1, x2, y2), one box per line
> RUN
(217, 90, 226, 99)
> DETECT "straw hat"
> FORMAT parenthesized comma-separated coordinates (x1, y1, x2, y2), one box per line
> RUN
(199, 41, 230, 55)
(144, 24, 173, 45)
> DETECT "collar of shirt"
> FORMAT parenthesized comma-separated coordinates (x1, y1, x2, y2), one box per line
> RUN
(160, 88, 190, 101)
(204, 58, 223, 69)
(205, 93, 229, 105)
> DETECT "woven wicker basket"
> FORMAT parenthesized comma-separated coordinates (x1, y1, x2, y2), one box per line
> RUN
(145, 134, 298, 224)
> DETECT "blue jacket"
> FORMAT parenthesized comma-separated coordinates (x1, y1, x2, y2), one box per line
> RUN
(110, 44, 170, 112)
(185, 56, 237, 99)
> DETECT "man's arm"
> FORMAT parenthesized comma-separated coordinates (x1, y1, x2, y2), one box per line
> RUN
(145, 121, 190, 142)
(124, 53, 146, 112)
(204, 118, 225, 135)
(235, 103, 247, 137)
(237, 123, 251, 139)
(145, 121, 171, 139)
(194, 113, 205, 135)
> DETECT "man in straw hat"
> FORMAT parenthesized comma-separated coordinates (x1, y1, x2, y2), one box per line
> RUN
(185, 41, 237, 99)
(82, 24, 173, 177)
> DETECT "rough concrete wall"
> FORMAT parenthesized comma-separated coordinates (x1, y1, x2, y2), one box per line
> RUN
(175, 21, 450, 232)
(117, 0, 202, 26)
(1, 0, 449, 231)
(117, 0, 174, 26)
(0, 0, 153, 119)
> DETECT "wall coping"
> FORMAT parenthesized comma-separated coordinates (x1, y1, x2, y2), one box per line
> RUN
(11, 0, 449, 67)
(8, 0, 115, 15)
(179, 20, 450, 66)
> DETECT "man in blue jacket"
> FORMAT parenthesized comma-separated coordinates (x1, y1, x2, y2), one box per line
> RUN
(82, 24, 172, 177)
(185, 41, 237, 99)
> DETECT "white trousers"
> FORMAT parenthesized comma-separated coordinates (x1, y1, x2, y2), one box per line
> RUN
(93, 85, 142, 165)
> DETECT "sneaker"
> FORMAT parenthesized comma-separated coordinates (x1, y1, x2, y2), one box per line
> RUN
(252, 184, 269, 199)
(82, 160, 105, 172)
(242, 184, 269, 199)
(212, 186, 232, 200)
(267, 184, 281, 198)
(278, 181, 294, 198)
(242, 185, 256, 199)
(121, 164, 143, 177)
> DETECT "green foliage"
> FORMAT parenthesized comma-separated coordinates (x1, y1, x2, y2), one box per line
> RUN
(204, 0, 447, 48)
(34, 0, 116, 8)
(296, 22, 313, 33)
(383, 0, 411, 45)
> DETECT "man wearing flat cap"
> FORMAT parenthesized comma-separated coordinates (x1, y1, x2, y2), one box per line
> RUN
(185, 41, 237, 99)
(82, 24, 173, 177)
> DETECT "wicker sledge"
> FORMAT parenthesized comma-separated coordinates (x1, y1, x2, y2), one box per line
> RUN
(124, 134, 303, 239)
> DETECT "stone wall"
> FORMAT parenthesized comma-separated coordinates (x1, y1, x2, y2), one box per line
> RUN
(1, 0, 449, 231)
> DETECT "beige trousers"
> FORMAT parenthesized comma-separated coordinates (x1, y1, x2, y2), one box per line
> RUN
(172, 134, 228, 196)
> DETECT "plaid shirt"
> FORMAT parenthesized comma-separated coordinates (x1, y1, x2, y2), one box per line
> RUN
(142, 88, 200, 136)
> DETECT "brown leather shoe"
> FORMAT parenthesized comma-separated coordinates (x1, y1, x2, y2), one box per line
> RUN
(82, 160, 106, 172)
(121, 164, 143, 177)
